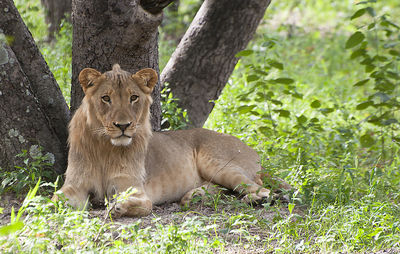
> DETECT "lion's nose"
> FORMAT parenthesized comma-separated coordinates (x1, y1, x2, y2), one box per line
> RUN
(113, 122, 132, 131)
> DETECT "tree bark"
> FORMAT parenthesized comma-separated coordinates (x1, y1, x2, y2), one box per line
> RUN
(0, 0, 70, 173)
(161, 0, 271, 128)
(0, 42, 66, 173)
(41, 0, 72, 40)
(71, 0, 172, 131)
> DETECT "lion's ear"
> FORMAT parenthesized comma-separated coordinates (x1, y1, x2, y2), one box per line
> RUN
(133, 68, 158, 94)
(79, 68, 102, 93)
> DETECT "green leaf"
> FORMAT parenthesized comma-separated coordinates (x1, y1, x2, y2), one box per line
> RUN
(345, 31, 365, 49)
(350, 48, 367, 59)
(0, 221, 24, 236)
(235, 50, 254, 57)
(254, 69, 269, 76)
(297, 115, 307, 124)
(360, 57, 373, 65)
(376, 81, 395, 91)
(360, 134, 375, 147)
(371, 92, 390, 102)
(268, 60, 284, 70)
(256, 92, 269, 102)
(353, 79, 370, 87)
(274, 78, 295, 84)
(367, 116, 382, 126)
(387, 71, 400, 80)
(381, 18, 400, 29)
(262, 40, 277, 48)
(273, 109, 290, 118)
(310, 100, 321, 108)
(351, 8, 366, 20)
(370, 71, 384, 79)
(271, 99, 283, 106)
(320, 108, 334, 114)
(389, 49, 400, 56)
(292, 92, 303, 99)
(367, 22, 376, 30)
(246, 74, 259, 82)
(356, 0, 376, 5)
(356, 100, 374, 110)
(249, 111, 260, 116)
(365, 64, 376, 73)
(237, 105, 256, 114)
(373, 55, 388, 62)
(366, 7, 376, 17)
(258, 126, 271, 134)
(288, 203, 295, 214)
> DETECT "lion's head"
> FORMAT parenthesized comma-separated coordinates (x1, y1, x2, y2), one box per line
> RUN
(77, 64, 157, 146)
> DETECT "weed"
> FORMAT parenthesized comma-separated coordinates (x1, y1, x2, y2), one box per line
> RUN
(0, 146, 56, 195)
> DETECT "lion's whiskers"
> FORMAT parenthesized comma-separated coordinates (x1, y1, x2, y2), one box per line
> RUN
(91, 127, 107, 136)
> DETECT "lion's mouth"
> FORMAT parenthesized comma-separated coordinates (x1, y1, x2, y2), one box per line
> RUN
(111, 135, 132, 146)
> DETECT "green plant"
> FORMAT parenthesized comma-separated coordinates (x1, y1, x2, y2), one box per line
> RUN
(161, 86, 189, 130)
(0, 146, 56, 195)
(40, 18, 72, 104)
(346, 0, 400, 159)
(0, 179, 40, 236)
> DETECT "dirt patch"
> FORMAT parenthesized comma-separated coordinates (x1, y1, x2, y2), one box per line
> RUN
(0, 193, 24, 226)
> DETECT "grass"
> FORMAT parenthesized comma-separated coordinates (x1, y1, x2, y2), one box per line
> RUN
(1, 0, 400, 253)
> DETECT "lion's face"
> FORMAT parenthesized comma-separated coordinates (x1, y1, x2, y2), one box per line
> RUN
(78, 64, 157, 146)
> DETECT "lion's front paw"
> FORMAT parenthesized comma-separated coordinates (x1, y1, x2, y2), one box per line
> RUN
(110, 197, 152, 218)
(242, 187, 271, 205)
(110, 202, 128, 218)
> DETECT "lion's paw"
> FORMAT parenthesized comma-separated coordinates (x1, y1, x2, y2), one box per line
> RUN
(242, 187, 271, 205)
(110, 202, 127, 218)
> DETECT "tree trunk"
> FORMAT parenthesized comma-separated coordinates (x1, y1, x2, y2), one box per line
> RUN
(0, 43, 66, 173)
(41, 0, 72, 41)
(0, 0, 70, 173)
(161, 0, 271, 128)
(71, 0, 173, 131)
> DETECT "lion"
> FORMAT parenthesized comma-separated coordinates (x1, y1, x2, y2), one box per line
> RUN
(55, 64, 289, 217)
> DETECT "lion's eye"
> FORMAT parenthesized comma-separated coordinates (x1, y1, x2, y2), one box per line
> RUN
(130, 95, 139, 103)
(102, 95, 111, 103)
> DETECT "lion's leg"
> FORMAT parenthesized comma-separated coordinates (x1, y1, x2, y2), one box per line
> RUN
(180, 184, 221, 206)
(107, 174, 153, 217)
(52, 184, 90, 209)
(198, 162, 270, 204)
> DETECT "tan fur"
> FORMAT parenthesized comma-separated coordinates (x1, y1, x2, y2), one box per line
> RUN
(55, 64, 275, 217)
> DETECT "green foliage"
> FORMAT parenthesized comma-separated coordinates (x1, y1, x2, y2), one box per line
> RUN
(0, 189, 225, 252)
(205, 3, 400, 251)
(14, 0, 48, 42)
(346, 2, 400, 157)
(40, 19, 72, 104)
(159, 0, 202, 70)
(161, 86, 189, 130)
(0, 179, 40, 237)
(15, 0, 72, 105)
(0, 146, 56, 195)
